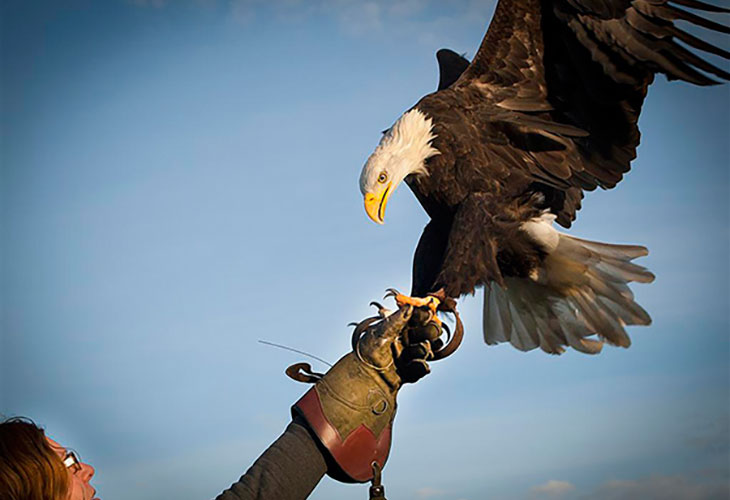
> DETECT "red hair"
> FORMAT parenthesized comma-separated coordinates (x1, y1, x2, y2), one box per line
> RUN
(0, 417, 70, 500)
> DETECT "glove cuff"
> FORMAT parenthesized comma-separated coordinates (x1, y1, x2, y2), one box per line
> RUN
(291, 354, 396, 483)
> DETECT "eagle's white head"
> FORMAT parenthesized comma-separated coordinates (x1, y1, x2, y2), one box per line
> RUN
(359, 108, 440, 224)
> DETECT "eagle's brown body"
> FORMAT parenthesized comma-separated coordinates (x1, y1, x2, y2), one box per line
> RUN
(360, 0, 728, 354)
(407, 0, 728, 296)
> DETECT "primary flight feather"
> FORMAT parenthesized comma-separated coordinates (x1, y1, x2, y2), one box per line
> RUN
(359, 0, 729, 355)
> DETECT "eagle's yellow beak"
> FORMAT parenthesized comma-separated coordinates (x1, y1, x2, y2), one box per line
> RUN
(364, 182, 392, 225)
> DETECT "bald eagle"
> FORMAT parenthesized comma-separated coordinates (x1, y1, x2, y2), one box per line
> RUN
(359, 0, 729, 355)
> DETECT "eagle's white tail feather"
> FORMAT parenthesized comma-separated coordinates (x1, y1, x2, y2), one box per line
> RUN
(483, 215, 655, 355)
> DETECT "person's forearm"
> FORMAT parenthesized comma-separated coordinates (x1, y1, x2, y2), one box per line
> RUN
(216, 417, 327, 500)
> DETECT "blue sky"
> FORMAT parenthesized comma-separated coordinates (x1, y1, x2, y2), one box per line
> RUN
(1, 1, 728, 499)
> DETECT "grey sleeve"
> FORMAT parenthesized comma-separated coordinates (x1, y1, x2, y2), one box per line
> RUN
(215, 417, 328, 500)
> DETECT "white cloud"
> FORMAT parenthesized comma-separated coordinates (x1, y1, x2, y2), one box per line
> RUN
(591, 473, 729, 500)
(415, 486, 447, 498)
(124, 0, 498, 48)
(323, 0, 384, 36)
(387, 0, 427, 18)
(530, 479, 576, 498)
(320, 0, 496, 44)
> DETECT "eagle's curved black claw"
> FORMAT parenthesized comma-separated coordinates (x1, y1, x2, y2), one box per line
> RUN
(384, 288, 401, 301)
(431, 306, 464, 360)
(369, 301, 391, 318)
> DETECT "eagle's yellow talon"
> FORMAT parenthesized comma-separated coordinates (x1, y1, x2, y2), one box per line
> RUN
(390, 293, 442, 326)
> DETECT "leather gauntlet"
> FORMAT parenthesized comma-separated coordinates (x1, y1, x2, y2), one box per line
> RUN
(290, 305, 435, 483)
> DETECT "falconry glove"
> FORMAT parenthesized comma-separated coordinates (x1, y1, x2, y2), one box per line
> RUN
(288, 304, 438, 486)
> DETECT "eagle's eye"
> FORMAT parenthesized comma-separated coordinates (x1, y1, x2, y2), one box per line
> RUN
(377, 172, 388, 184)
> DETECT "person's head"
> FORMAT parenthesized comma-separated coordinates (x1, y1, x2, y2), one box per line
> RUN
(0, 417, 97, 500)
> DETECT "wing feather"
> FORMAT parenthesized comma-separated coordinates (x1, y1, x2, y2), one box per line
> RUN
(431, 0, 729, 226)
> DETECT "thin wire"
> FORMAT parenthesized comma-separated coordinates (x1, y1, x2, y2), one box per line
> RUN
(257, 340, 333, 367)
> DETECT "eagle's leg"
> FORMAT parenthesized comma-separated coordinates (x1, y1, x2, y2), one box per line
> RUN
(405, 287, 463, 360)
(382, 287, 463, 360)
(384, 288, 442, 326)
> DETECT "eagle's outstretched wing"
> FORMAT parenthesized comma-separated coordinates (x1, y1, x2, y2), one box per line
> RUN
(446, 0, 729, 226)
(359, 0, 727, 354)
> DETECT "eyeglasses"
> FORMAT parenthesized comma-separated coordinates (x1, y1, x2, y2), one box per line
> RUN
(62, 451, 82, 474)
